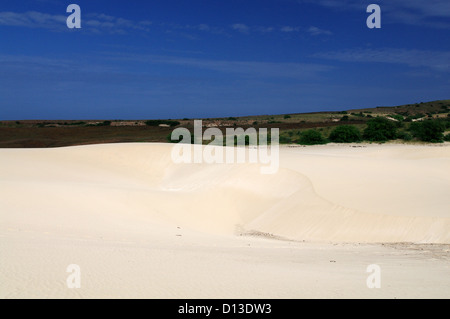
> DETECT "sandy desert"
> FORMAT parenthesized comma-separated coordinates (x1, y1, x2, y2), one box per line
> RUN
(1, 143, 449, 298)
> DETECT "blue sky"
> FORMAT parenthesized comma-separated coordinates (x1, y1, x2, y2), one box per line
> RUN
(0, 0, 449, 120)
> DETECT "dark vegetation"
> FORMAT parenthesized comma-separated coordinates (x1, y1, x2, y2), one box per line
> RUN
(1, 99, 449, 148)
(329, 125, 362, 143)
(145, 120, 180, 127)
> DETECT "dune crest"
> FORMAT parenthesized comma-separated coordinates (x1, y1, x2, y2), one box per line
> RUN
(1, 143, 448, 244)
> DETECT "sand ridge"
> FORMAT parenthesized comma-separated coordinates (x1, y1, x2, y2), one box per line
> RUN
(1, 143, 449, 298)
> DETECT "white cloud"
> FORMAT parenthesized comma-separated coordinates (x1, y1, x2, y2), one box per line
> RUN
(197, 24, 210, 31)
(280, 26, 299, 32)
(0, 11, 66, 30)
(255, 26, 274, 33)
(307, 26, 332, 36)
(298, 0, 450, 28)
(106, 53, 335, 79)
(313, 48, 450, 72)
(0, 11, 152, 33)
(231, 23, 250, 34)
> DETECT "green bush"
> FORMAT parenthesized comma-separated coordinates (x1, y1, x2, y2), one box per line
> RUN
(409, 120, 445, 143)
(397, 131, 413, 141)
(391, 115, 404, 122)
(363, 117, 397, 142)
(298, 130, 327, 145)
(94, 120, 111, 126)
(329, 125, 362, 143)
(444, 134, 450, 142)
(340, 115, 349, 122)
(279, 135, 293, 144)
(284, 115, 291, 119)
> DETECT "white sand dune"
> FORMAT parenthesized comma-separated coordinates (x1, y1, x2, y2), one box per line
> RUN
(1, 143, 449, 298)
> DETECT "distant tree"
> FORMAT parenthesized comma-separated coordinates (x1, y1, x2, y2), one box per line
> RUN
(363, 117, 397, 142)
(329, 125, 362, 143)
(279, 135, 293, 144)
(340, 115, 349, 122)
(396, 131, 413, 141)
(284, 115, 291, 119)
(298, 130, 327, 145)
(409, 120, 445, 143)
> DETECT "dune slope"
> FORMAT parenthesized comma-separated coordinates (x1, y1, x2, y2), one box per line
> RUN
(1, 143, 449, 243)
(1, 143, 449, 298)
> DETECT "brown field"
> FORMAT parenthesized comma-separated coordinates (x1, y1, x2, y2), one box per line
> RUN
(0, 99, 448, 148)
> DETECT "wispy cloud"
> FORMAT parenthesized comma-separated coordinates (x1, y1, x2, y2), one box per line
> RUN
(0, 10, 330, 38)
(307, 26, 332, 36)
(231, 23, 250, 34)
(164, 22, 229, 36)
(280, 26, 301, 32)
(0, 11, 152, 33)
(313, 48, 450, 72)
(0, 52, 334, 80)
(231, 23, 331, 36)
(0, 11, 66, 30)
(298, 0, 450, 28)
(105, 53, 335, 79)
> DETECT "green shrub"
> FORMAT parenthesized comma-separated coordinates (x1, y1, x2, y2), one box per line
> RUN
(329, 125, 362, 143)
(340, 115, 349, 122)
(298, 130, 328, 145)
(444, 134, 450, 142)
(391, 115, 404, 122)
(284, 115, 291, 119)
(363, 117, 397, 142)
(409, 120, 445, 143)
(397, 131, 413, 141)
(279, 135, 293, 144)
